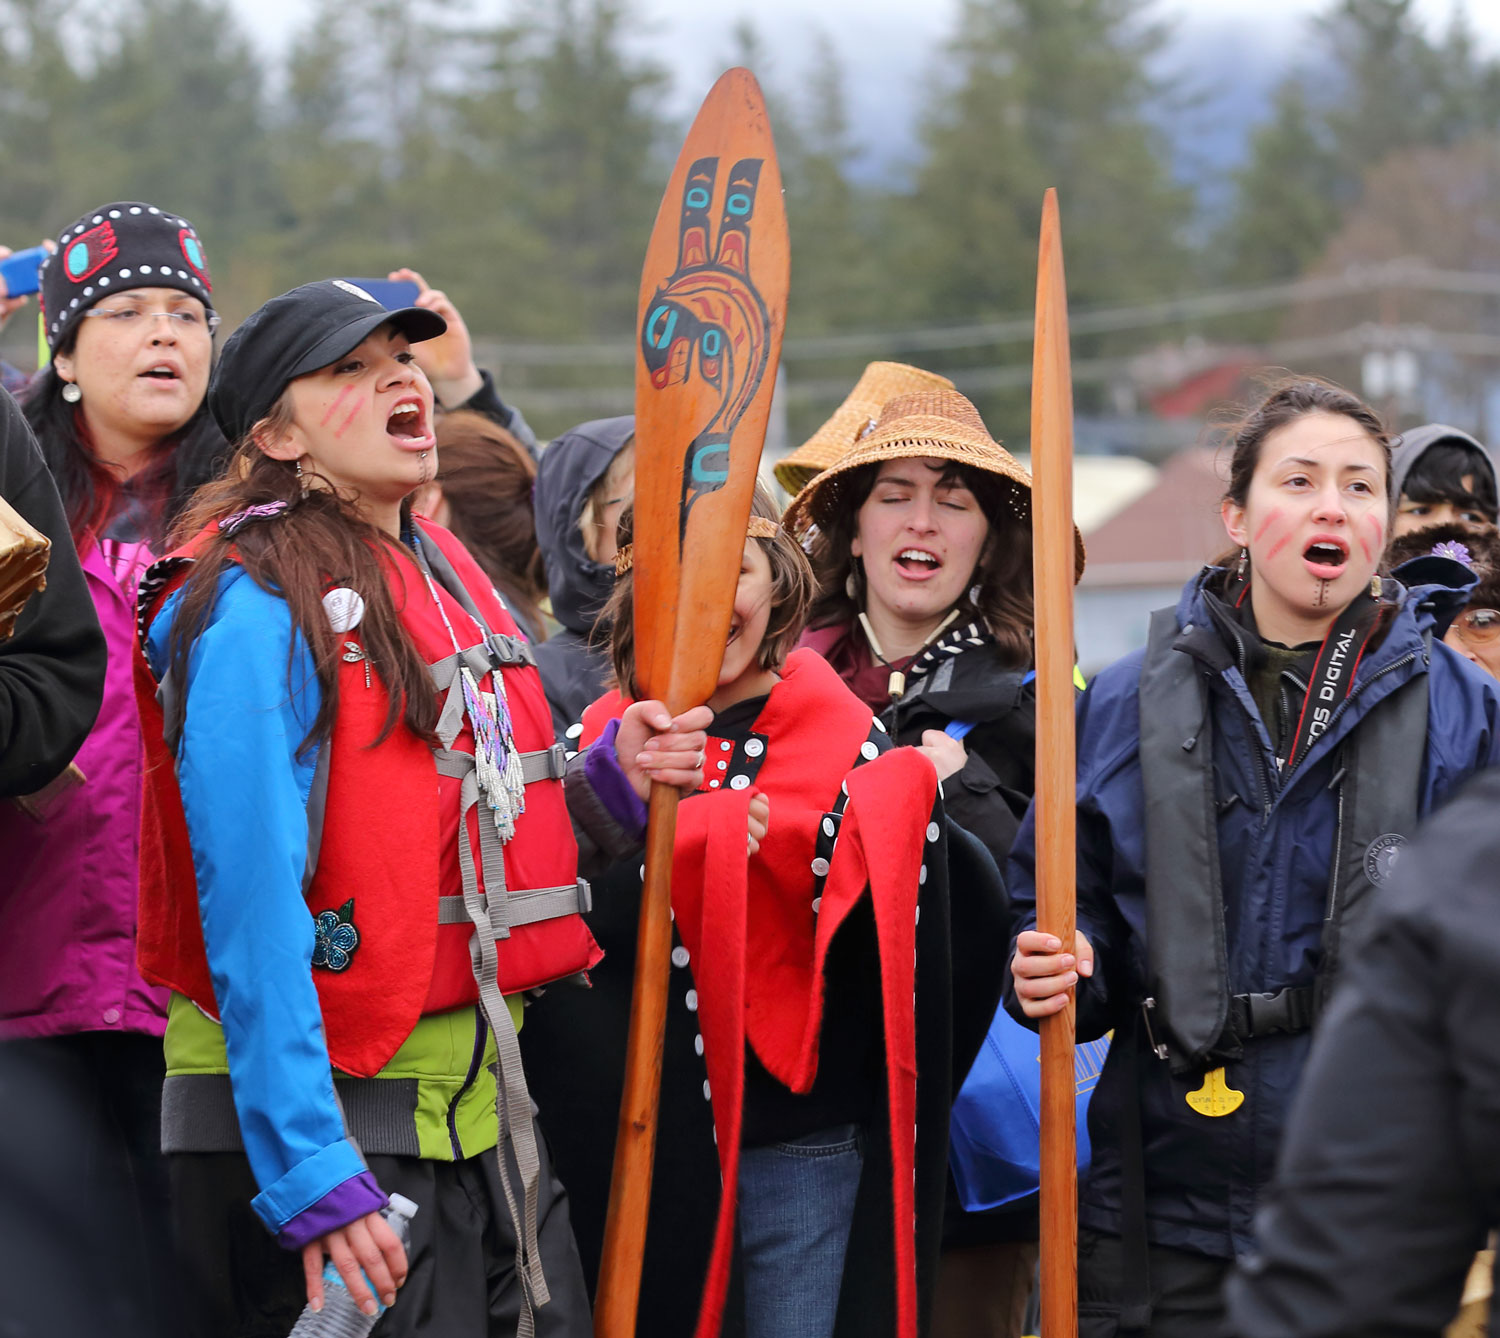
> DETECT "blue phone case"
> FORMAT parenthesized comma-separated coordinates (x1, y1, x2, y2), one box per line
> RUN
(0, 246, 49, 299)
(340, 278, 421, 312)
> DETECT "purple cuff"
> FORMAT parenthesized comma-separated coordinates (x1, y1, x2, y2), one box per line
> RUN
(585, 718, 649, 840)
(274, 1170, 388, 1250)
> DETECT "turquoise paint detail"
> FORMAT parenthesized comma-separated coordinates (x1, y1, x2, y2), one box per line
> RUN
(66, 243, 89, 277)
(726, 193, 751, 216)
(685, 187, 711, 209)
(648, 305, 677, 350)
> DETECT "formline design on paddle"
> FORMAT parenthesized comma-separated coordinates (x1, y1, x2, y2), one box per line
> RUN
(595, 67, 788, 1338)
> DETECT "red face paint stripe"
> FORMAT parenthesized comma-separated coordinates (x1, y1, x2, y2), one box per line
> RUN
(335, 396, 364, 439)
(320, 385, 357, 428)
(1266, 533, 1292, 561)
(1254, 511, 1283, 543)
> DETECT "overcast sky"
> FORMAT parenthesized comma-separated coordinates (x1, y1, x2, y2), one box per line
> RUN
(228, 0, 1500, 183)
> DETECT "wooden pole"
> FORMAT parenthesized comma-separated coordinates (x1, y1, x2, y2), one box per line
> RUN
(594, 68, 788, 1338)
(1031, 187, 1079, 1338)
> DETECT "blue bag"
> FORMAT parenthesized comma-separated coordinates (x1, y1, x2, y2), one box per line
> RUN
(949, 1001, 1109, 1211)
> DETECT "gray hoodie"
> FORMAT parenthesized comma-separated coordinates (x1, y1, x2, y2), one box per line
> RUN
(1389, 423, 1497, 508)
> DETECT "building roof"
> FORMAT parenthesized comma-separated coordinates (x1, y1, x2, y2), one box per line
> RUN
(1078, 447, 1229, 587)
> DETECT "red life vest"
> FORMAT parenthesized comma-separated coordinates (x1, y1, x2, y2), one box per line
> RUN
(582, 649, 933, 1338)
(135, 517, 602, 1079)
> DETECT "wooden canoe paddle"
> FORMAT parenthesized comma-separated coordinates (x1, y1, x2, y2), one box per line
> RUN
(593, 67, 789, 1338)
(1031, 187, 1079, 1338)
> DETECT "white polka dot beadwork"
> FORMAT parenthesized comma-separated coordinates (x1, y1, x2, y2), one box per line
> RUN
(108, 209, 121, 218)
(685, 989, 699, 1011)
(91, 215, 102, 224)
(703, 1080, 711, 1101)
(860, 741, 879, 760)
(729, 775, 750, 791)
(927, 822, 940, 842)
(694, 1035, 704, 1056)
(672, 946, 690, 968)
(119, 269, 132, 279)
(140, 265, 153, 274)
(130, 207, 142, 215)
(919, 864, 928, 885)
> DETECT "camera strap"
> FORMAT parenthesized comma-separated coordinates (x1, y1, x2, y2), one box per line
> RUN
(1284, 591, 1385, 773)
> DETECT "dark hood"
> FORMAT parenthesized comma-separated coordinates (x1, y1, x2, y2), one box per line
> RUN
(534, 415, 634, 635)
(1389, 423, 1496, 505)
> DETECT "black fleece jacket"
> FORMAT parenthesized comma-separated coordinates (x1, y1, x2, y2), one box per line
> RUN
(0, 389, 106, 796)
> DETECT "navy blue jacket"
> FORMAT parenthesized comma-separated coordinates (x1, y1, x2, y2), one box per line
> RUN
(1006, 568, 1500, 1259)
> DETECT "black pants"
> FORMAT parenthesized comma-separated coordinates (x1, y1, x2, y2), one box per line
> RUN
(1078, 1228, 1231, 1338)
(0, 1032, 178, 1337)
(171, 1121, 592, 1338)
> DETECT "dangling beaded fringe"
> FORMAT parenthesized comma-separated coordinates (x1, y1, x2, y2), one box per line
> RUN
(459, 666, 526, 841)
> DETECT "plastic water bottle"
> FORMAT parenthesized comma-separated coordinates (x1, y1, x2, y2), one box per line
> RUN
(287, 1194, 418, 1337)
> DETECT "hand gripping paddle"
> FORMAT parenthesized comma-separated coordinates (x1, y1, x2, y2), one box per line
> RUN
(593, 68, 789, 1338)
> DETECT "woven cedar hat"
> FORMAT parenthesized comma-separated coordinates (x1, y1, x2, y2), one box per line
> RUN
(772, 361, 956, 494)
(784, 387, 1087, 581)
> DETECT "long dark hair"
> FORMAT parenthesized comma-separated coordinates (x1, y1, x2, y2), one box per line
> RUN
(805, 459, 1035, 667)
(23, 360, 230, 549)
(603, 486, 815, 699)
(163, 413, 438, 758)
(432, 409, 548, 640)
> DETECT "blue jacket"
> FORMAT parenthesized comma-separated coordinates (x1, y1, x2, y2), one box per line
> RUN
(1006, 569, 1500, 1258)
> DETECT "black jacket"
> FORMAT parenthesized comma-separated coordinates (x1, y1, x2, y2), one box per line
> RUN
(878, 623, 1036, 883)
(531, 416, 633, 737)
(0, 390, 106, 796)
(1225, 767, 1500, 1338)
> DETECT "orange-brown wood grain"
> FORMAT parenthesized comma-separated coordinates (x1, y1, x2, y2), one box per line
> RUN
(595, 67, 788, 1338)
(1031, 188, 1079, 1338)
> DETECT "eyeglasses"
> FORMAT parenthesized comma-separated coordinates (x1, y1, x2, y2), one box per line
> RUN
(1453, 607, 1500, 646)
(79, 306, 220, 333)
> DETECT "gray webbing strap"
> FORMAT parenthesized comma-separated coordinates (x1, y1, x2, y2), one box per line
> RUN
(463, 847, 550, 1334)
(437, 880, 591, 931)
(432, 748, 549, 1330)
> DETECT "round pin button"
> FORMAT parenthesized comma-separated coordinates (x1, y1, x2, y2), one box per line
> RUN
(860, 741, 879, 760)
(102, 1008, 120, 1025)
(927, 822, 940, 842)
(822, 817, 836, 838)
(685, 989, 699, 1011)
(729, 775, 750, 790)
(811, 857, 830, 877)
(744, 738, 764, 757)
(672, 946, 690, 968)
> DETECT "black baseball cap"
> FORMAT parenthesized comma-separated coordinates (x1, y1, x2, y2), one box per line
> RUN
(209, 279, 447, 443)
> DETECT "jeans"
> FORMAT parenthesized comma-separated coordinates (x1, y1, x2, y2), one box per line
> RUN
(737, 1122, 864, 1338)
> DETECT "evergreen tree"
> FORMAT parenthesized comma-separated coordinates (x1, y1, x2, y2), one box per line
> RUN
(895, 0, 1191, 325)
(1219, 78, 1341, 288)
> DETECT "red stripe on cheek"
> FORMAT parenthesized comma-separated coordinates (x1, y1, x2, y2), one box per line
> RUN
(1254, 509, 1283, 543)
(320, 385, 356, 428)
(1265, 529, 1294, 561)
(334, 396, 364, 440)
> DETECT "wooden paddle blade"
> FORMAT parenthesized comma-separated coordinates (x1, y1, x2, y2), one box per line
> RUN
(1031, 187, 1079, 1338)
(632, 66, 789, 711)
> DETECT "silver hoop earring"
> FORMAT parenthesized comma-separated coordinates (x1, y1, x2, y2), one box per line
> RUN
(60, 382, 82, 404)
(968, 582, 982, 605)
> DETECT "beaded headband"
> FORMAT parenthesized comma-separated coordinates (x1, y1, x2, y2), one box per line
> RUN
(614, 515, 781, 576)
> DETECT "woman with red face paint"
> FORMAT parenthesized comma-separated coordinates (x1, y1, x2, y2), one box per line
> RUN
(133, 280, 708, 1337)
(1005, 377, 1500, 1337)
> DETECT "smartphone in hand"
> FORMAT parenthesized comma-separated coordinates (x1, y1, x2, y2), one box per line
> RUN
(0, 246, 49, 300)
(340, 278, 421, 312)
